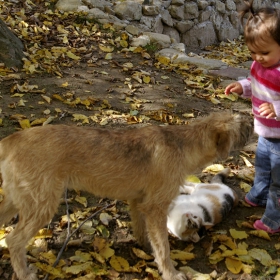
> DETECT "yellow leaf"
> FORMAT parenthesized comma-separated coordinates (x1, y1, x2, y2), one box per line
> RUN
(62, 36, 68, 44)
(75, 196, 87, 207)
(248, 248, 272, 266)
(209, 250, 224, 264)
(161, 75, 169, 80)
(157, 55, 170, 65)
(72, 114, 89, 124)
(75, 273, 98, 280)
(41, 95, 51, 104)
(99, 212, 112, 226)
(182, 113, 194, 118)
(203, 164, 225, 173)
(145, 267, 161, 279)
(143, 75, 150, 84)
(170, 250, 195, 261)
(34, 229, 52, 239)
(210, 96, 221, 104)
(99, 44, 114, 53)
(70, 251, 92, 263)
(109, 255, 130, 272)
(19, 119, 31, 129)
(105, 53, 113, 60)
(229, 229, 248, 239)
(11, 93, 24, 97)
(35, 262, 65, 278)
(240, 181, 251, 193)
(17, 99, 26, 107)
(0, 229, 6, 240)
(66, 51, 81, 60)
(179, 266, 211, 280)
(43, 109, 51, 115)
(52, 94, 65, 102)
(90, 252, 105, 264)
(123, 62, 133, 68)
(63, 262, 93, 274)
(61, 82, 69, 87)
(249, 230, 271, 241)
(225, 257, 243, 274)
(185, 175, 201, 183)
(99, 246, 115, 260)
(120, 40, 128, 48)
(240, 155, 253, 167)
(132, 247, 154, 260)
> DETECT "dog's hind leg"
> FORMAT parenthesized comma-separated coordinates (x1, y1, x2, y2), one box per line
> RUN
(129, 199, 149, 249)
(144, 205, 187, 280)
(0, 194, 18, 227)
(6, 187, 63, 280)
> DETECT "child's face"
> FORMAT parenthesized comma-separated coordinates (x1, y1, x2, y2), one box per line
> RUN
(247, 36, 280, 68)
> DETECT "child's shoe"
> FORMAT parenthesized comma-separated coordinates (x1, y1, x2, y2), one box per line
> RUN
(244, 197, 259, 207)
(253, 220, 280, 234)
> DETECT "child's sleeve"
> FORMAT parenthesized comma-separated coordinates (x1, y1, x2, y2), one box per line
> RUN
(239, 78, 252, 99)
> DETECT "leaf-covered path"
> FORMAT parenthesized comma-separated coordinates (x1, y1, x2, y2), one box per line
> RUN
(1, 1, 280, 280)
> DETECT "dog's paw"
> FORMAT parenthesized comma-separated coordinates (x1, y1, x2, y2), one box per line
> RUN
(174, 271, 188, 280)
(162, 271, 187, 280)
(12, 272, 38, 280)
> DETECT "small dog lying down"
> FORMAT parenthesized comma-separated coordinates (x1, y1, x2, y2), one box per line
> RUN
(0, 113, 252, 280)
(167, 168, 239, 242)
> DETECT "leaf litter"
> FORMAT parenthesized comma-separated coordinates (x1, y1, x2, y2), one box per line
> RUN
(0, 1, 279, 280)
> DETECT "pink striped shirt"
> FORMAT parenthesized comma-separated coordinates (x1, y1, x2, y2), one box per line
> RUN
(239, 61, 280, 138)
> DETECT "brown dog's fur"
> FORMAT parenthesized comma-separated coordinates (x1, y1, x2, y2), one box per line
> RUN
(0, 113, 252, 280)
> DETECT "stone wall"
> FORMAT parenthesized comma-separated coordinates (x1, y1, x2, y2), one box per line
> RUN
(56, 0, 280, 49)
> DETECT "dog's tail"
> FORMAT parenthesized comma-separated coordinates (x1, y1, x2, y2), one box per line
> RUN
(210, 168, 230, 184)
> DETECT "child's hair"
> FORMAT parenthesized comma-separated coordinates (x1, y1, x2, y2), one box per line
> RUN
(239, 0, 280, 47)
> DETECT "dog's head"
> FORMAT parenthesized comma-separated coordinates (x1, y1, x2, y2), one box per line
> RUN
(216, 114, 253, 160)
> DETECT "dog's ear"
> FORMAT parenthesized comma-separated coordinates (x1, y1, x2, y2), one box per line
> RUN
(216, 132, 231, 160)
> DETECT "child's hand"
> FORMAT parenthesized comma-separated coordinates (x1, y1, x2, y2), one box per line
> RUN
(259, 103, 276, 118)
(224, 82, 243, 95)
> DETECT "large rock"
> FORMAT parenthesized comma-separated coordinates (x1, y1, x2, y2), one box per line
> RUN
(181, 21, 217, 48)
(0, 19, 25, 68)
(114, 1, 142, 20)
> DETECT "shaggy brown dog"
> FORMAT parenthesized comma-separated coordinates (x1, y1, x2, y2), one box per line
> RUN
(0, 113, 252, 280)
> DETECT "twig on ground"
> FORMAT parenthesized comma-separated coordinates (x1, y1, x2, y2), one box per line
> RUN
(43, 190, 114, 280)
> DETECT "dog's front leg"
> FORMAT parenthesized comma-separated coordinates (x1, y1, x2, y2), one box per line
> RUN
(144, 205, 187, 280)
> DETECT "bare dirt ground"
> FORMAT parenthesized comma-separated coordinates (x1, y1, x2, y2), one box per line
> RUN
(0, 4, 279, 280)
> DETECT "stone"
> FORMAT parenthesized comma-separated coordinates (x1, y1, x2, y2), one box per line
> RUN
(181, 21, 217, 48)
(163, 26, 180, 43)
(217, 19, 239, 41)
(126, 25, 140, 35)
(197, 0, 209, 10)
(215, 0, 226, 14)
(56, 0, 81, 11)
(168, 4, 184, 20)
(87, 8, 110, 19)
(130, 35, 150, 47)
(88, 0, 113, 10)
(161, 8, 173, 27)
(184, 2, 199, 20)
(142, 5, 160, 16)
(143, 32, 172, 48)
(174, 20, 194, 33)
(114, 1, 142, 21)
(225, 0, 236, 11)
(171, 0, 184, 6)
